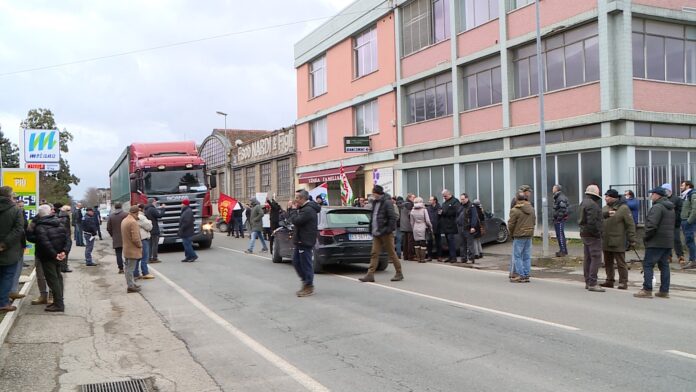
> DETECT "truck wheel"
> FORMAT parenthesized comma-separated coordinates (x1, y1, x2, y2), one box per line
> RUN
(198, 240, 212, 249)
(377, 258, 388, 271)
(272, 245, 283, 263)
(312, 252, 324, 274)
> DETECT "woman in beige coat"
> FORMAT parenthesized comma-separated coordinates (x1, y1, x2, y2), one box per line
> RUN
(410, 197, 432, 263)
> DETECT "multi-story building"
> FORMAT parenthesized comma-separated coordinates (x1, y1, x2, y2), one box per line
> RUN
(294, 0, 399, 202)
(296, 0, 696, 230)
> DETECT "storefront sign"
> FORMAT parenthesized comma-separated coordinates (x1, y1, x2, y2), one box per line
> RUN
(344, 136, 371, 153)
(237, 128, 294, 164)
(373, 167, 393, 196)
(1, 169, 39, 257)
(23, 129, 61, 168)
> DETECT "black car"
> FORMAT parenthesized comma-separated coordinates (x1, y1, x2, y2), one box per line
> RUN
(272, 206, 388, 273)
(439, 210, 509, 254)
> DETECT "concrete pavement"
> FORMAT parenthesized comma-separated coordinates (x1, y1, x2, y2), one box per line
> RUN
(0, 240, 220, 392)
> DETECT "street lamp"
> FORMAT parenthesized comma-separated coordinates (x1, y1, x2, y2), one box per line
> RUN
(216, 111, 227, 131)
(535, 0, 550, 257)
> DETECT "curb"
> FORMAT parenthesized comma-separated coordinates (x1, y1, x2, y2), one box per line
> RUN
(0, 268, 37, 345)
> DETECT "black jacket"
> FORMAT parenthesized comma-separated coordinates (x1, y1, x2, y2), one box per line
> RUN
(145, 203, 165, 235)
(579, 196, 603, 238)
(440, 196, 460, 235)
(72, 208, 83, 228)
(0, 197, 24, 267)
(58, 210, 72, 253)
(178, 205, 195, 238)
(669, 193, 683, 229)
(426, 203, 441, 234)
(287, 201, 320, 248)
(553, 191, 570, 223)
(82, 213, 100, 235)
(644, 197, 675, 248)
(33, 215, 68, 262)
(369, 194, 398, 237)
(457, 201, 478, 232)
(269, 199, 282, 230)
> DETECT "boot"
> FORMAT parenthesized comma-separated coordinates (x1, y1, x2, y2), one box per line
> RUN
(679, 256, 686, 266)
(359, 273, 375, 282)
(416, 247, 424, 263)
(599, 281, 614, 288)
(390, 272, 404, 281)
(9, 292, 25, 300)
(31, 295, 48, 305)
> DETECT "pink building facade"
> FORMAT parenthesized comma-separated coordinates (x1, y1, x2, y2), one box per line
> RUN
(297, 0, 696, 226)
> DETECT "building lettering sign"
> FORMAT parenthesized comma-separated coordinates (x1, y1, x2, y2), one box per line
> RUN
(237, 129, 294, 164)
(344, 136, 371, 153)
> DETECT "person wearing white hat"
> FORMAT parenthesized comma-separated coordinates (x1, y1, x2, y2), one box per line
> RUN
(579, 184, 605, 292)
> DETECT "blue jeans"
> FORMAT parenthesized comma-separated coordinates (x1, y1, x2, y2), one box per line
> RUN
(682, 220, 696, 262)
(74, 225, 84, 246)
(10, 254, 24, 293)
(234, 216, 245, 237)
(84, 232, 96, 263)
(642, 247, 671, 293)
(394, 230, 402, 258)
(554, 221, 567, 254)
(0, 262, 19, 307)
(182, 237, 197, 260)
(247, 230, 268, 252)
(445, 233, 457, 260)
(512, 238, 532, 277)
(292, 245, 314, 286)
(134, 239, 150, 277)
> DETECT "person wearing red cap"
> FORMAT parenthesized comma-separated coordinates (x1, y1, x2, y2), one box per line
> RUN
(178, 198, 198, 262)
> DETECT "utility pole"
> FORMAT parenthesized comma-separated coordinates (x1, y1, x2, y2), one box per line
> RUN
(535, 0, 549, 257)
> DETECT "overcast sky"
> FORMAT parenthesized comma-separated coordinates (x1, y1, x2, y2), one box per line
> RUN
(0, 0, 353, 200)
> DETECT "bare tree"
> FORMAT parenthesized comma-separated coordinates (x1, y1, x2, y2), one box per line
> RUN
(82, 187, 100, 208)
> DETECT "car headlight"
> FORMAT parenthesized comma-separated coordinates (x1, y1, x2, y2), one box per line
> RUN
(202, 223, 213, 231)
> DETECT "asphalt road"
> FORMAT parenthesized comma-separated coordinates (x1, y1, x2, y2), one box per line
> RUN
(140, 235, 696, 392)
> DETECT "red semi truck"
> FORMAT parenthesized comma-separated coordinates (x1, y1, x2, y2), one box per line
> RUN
(109, 141, 216, 249)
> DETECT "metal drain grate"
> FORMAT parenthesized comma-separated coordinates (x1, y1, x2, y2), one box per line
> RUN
(79, 377, 153, 392)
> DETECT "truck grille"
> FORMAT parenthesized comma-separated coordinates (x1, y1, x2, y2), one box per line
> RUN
(157, 198, 203, 238)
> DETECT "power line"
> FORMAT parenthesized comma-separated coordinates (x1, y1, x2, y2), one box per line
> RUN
(0, 6, 391, 77)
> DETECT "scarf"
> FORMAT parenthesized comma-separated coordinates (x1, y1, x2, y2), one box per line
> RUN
(682, 189, 692, 200)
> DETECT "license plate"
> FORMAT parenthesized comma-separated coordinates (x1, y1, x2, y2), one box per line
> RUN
(158, 237, 165, 245)
(349, 233, 372, 241)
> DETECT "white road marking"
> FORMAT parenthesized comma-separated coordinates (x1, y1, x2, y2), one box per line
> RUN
(150, 266, 330, 392)
(219, 246, 272, 260)
(331, 274, 580, 331)
(666, 350, 696, 360)
(220, 246, 579, 331)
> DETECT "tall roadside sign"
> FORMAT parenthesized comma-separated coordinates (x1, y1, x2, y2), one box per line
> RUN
(21, 129, 60, 172)
(1, 168, 39, 257)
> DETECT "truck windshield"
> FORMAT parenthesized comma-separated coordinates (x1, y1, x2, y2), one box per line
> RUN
(143, 169, 206, 195)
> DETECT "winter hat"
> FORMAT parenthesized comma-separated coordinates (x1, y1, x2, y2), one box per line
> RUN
(648, 187, 667, 197)
(182, 198, 190, 206)
(518, 185, 532, 192)
(661, 183, 672, 193)
(604, 189, 620, 198)
(473, 199, 481, 206)
(0, 186, 12, 198)
(585, 184, 601, 198)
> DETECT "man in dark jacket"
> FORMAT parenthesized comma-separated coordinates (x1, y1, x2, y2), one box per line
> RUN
(360, 185, 403, 283)
(107, 203, 128, 272)
(94, 205, 103, 240)
(399, 194, 415, 260)
(426, 196, 441, 261)
(82, 208, 100, 266)
(178, 198, 197, 262)
(72, 202, 84, 246)
(33, 204, 68, 312)
(232, 203, 245, 238)
(457, 193, 478, 264)
(287, 189, 320, 296)
(439, 189, 460, 262)
(600, 189, 636, 290)
(552, 184, 570, 257)
(54, 203, 73, 272)
(144, 198, 165, 263)
(679, 180, 696, 269)
(635, 187, 675, 298)
(579, 185, 605, 292)
(0, 186, 24, 313)
(662, 184, 684, 265)
(268, 196, 282, 254)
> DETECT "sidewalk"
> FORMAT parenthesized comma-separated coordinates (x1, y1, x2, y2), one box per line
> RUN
(0, 241, 220, 392)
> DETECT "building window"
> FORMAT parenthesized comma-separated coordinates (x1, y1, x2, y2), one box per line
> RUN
(459, 160, 504, 217)
(309, 55, 327, 98)
(633, 19, 696, 84)
(246, 167, 256, 200)
(355, 99, 379, 136)
(463, 57, 502, 110)
(260, 163, 271, 193)
(218, 172, 226, 197)
(199, 137, 226, 169)
(233, 169, 242, 199)
(354, 27, 378, 78)
(277, 159, 291, 198)
(406, 73, 453, 123)
(513, 0, 533, 9)
(401, 0, 450, 56)
(513, 23, 599, 99)
(459, 0, 498, 32)
(635, 122, 696, 139)
(404, 165, 455, 200)
(310, 117, 328, 148)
